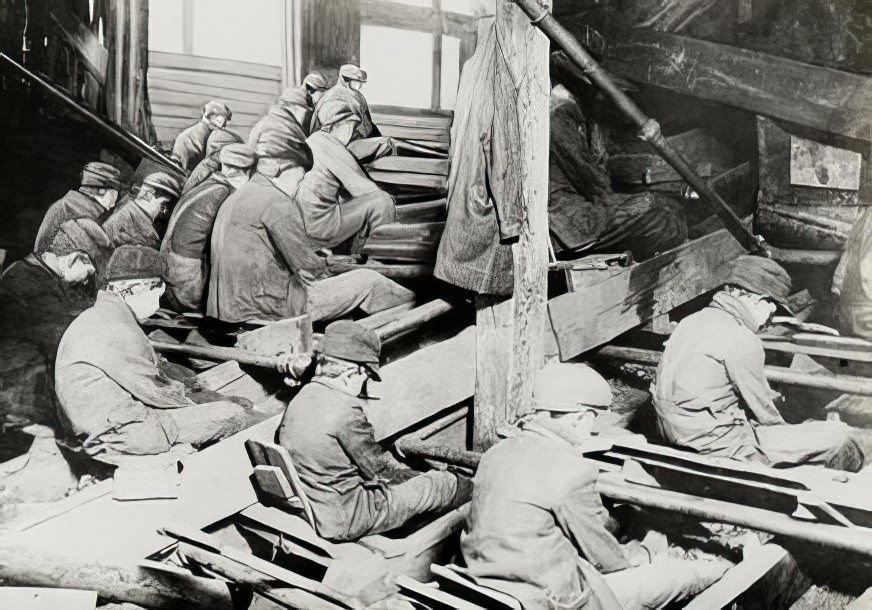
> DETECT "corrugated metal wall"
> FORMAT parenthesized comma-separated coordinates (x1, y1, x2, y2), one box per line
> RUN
(148, 51, 282, 146)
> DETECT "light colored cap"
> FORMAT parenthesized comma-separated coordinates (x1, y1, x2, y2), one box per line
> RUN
(339, 64, 367, 82)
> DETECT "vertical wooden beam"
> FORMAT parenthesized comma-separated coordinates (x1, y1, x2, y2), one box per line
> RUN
(182, 0, 194, 56)
(299, 0, 360, 84)
(113, 0, 126, 123)
(281, 0, 298, 88)
(430, 0, 443, 109)
(473, 1, 551, 451)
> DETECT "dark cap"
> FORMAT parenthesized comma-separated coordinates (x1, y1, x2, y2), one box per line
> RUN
(81, 161, 123, 190)
(105, 245, 166, 282)
(48, 218, 115, 283)
(255, 133, 313, 172)
(321, 320, 382, 380)
(141, 172, 182, 200)
(205, 129, 243, 157)
(723, 255, 792, 305)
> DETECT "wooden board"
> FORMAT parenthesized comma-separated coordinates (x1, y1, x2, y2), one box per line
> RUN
(367, 170, 447, 190)
(376, 124, 449, 143)
(51, 10, 108, 83)
(149, 90, 270, 118)
(359, 0, 476, 39)
(366, 156, 449, 174)
(364, 326, 475, 441)
(149, 67, 281, 96)
(149, 77, 278, 106)
(370, 104, 454, 119)
(602, 28, 872, 142)
(548, 228, 745, 360)
(371, 113, 452, 130)
(149, 51, 282, 81)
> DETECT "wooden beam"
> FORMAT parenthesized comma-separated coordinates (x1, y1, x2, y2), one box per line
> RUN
(50, 10, 109, 83)
(366, 156, 448, 174)
(548, 227, 745, 360)
(601, 28, 872, 142)
(300, 0, 360, 79)
(474, 5, 551, 450)
(360, 0, 476, 39)
(149, 51, 283, 81)
(431, 0, 443, 109)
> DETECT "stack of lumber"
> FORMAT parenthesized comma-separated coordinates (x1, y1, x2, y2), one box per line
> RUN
(359, 105, 452, 267)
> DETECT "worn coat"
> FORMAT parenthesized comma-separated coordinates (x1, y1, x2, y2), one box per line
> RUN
(103, 201, 160, 249)
(182, 156, 221, 195)
(247, 104, 309, 148)
(295, 130, 394, 250)
(834, 206, 872, 338)
(207, 173, 330, 323)
(172, 121, 215, 173)
(434, 20, 524, 296)
(34, 190, 111, 253)
(312, 81, 379, 139)
(0, 255, 93, 426)
(277, 378, 461, 541)
(162, 174, 235, 312)
(461, 430, 642, 610)
(55, 291, 250, 460)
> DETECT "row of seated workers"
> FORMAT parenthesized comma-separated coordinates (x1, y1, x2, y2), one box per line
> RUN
(2, 62, 872, 609)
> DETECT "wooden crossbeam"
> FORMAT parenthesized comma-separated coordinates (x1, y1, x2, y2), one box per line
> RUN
(601, 28, 872, 142)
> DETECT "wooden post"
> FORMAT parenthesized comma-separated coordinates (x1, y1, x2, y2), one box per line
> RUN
(281, 0, 298, 89)
(430, 0, 443, 109)
(473, 0, 551, 451)
(299, 0, 361, 84)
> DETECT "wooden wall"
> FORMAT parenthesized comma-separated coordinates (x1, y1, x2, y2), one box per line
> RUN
(148, 51, 282, 147)
(300, 0, 361, 84)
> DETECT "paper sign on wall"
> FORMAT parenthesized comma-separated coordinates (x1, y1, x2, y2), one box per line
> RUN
(790, 136, 862, 190)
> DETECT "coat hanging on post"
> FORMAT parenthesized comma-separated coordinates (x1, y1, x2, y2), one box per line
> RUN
(434, 18, 524, 296)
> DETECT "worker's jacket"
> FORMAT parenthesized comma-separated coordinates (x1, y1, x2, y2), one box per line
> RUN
(651, 294, 785, 460)
(834, 205, 872, 339)
(461, 430, 642, 610)
(0, 254, 93, 427)
(312, 81, 379, 139)
(207, 173, 330, 323)
(434, 19, 523, 296)
(34, 190, 111, 253)
(103, 200, 160, 249)
(277, 379, 420, 540)
(172, 121, 215, 173)
(161, 174, 234, 312)
(182, 155, 221, 196)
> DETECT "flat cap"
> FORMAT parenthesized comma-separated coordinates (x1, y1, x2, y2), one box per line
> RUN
(255, 133, 313, 171)
(533, 363, 612, 412)
(81, 161, 123, 190)
(279, 86, 312, 109)
(220, 143, 257, 169)
(339, 64, 367, 82)
(724, 255, 792, 304)
(105, 245, 166, 282)
(48, 218, 115, 281)
(205, 129, 243, 157)
(303, 72, 329, 91)
(321, 320, 381, 380)
(203, 100, 232, 121)
(141, 172, 182, 200)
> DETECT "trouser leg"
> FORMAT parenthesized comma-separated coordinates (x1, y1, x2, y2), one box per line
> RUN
(170, 400, 254, 447)
(305, 269, 415, 322)
(347, 470, 464, 539)
(602, 558, 730, 610)
(755, 420, 866, 472)
(597, 192, 688, 261)
(308, 191, 397, 252)
(348, 137, 394, 163)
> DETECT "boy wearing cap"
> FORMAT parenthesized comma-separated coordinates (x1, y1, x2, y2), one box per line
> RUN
(54, 246, 255, 463)
(277, 321, 471, 541)
(208, 138, 412, 324)
(652, 255, 867, 470)
(461, 362, 729, 610)
(249, 85, 314, 148)
(312, 64, 393, 163)
(103, 172, 181, 249)
(0, 219, 113, 428)
(162, 144, 257, 312)
(171, 101, 233, 172)
(181, 129, 243, 195)
(34, 161, 123, 253)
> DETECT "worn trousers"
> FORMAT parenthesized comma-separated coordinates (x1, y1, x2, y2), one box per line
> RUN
(603, 558, 730, 609)
(305, 269, 415, 323)
(308, 190, 397, 253)
(339, 470, 467, 541)
(348, 137, 394, 164)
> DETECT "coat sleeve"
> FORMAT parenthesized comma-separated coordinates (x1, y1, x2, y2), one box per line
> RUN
(337, 405, 418, 483)
(553, 461, 640, 574)
(262, 203, 332, 284)
(725, 341, 785, 425)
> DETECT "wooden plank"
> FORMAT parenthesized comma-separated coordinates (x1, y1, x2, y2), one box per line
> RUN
(364, 326, 475, 441)
(149, 51, 282, 81)
(396, 198, 447, 223)
(474, 6, 550, 450)
(376, 124, 449, 142)
(149, 67, 282, 96)
(149, 77, 278, 105)
(602, 28, 872, 142)
(684, 545, 808, 609)
(371, 112, 452, 130)
(549, 227, 744, 360)
(151, 104, 262, 125)
(367, 221, 445, 242)
(396, 575, 487, 610)
(367, 170, 447, 189)
(51, 10, 108, 83)
(360, 0, 477, 39)
(149, 90, 270, 117)
(328, 262, 434, 278)
(0, 587, 97, 609)
(370, 104, 454, 119)
(366, 156, 449, 174)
